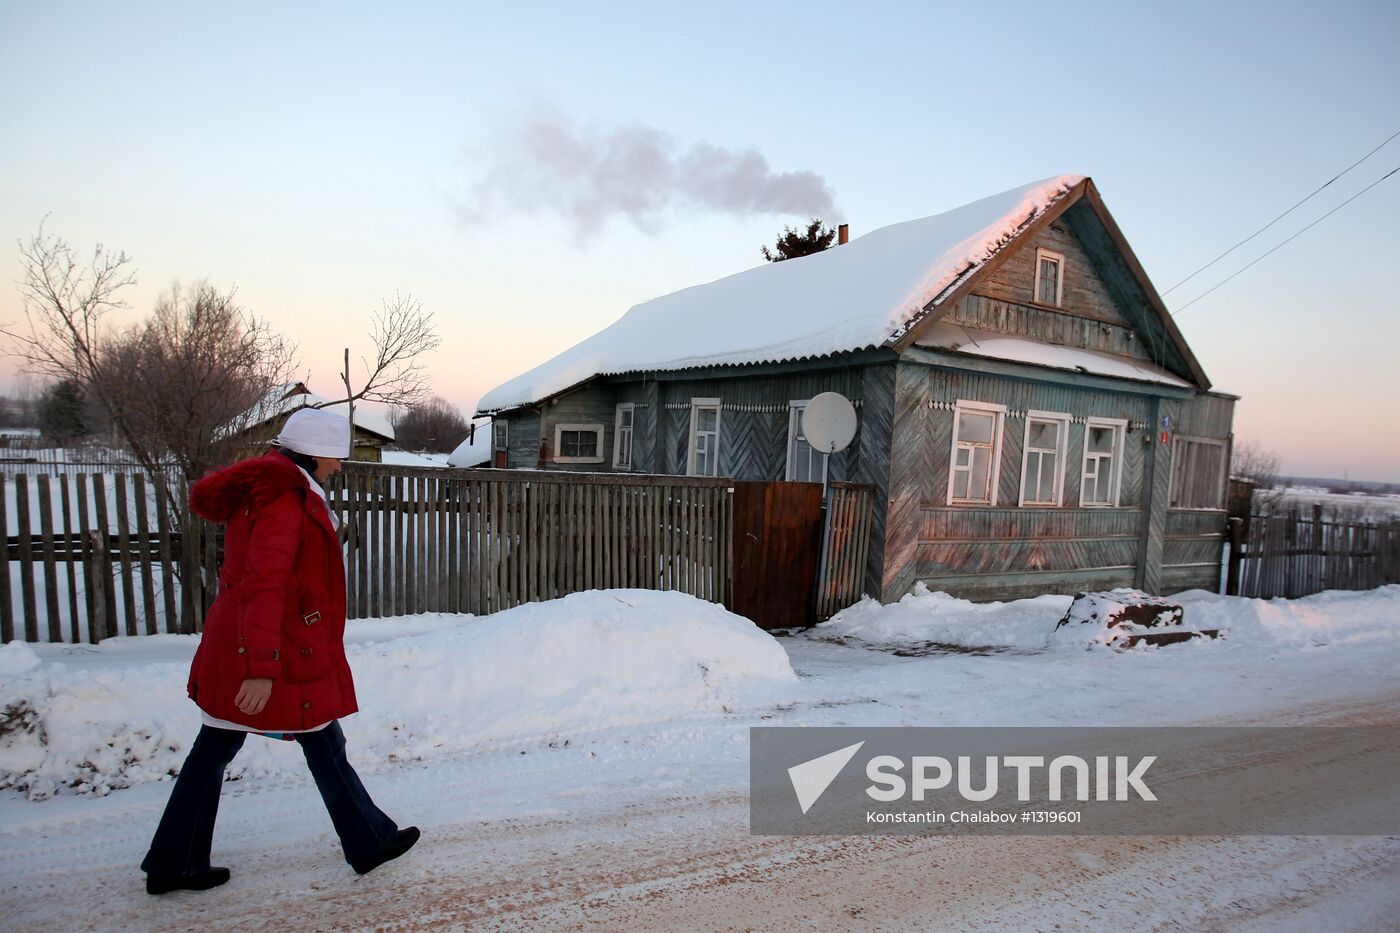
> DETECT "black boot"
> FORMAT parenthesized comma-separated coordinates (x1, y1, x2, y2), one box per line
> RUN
(352, 827, 420, 875)
(146, 866, 231, 895)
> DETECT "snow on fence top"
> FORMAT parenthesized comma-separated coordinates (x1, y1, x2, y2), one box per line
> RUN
(477, 174, 1087, 413)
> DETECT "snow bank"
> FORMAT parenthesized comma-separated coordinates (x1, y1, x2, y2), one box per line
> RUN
(1173, 585, 1400, 650)
(0, 590, 794, 799)
(813, 584, 1072, 652)
(812, 582, 1400, 653)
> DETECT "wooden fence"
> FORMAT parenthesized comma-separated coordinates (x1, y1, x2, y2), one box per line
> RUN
(2, 463, 887, 644)
(1227, 507, 1400, 599)
(0, 471, 208, 643)
(816, 482, 875, 620)
(0, 444, 167, 477)
(1, 465, 738, 642)
(326, 464, 733, 619)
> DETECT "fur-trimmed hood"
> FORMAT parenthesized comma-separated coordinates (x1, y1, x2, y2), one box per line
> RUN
(189, 451, 310, 523)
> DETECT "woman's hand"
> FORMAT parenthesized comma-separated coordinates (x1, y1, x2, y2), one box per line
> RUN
(234, 677, 274, 715)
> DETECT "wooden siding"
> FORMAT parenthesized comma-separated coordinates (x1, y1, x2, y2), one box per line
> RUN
(1173, 392, 1236, 438)
(886, 356, 1209, 601)
(939, 294, 1154, 363)
(879, 361, 928, 601)
(614, 381, 658, 473)
(918, 366, 1153, 510)
(971, 219, 1134, 327)
(1162, 508, 1227, 594)
(855, 364, 895, 599)
(503, 411, 541, 469)
(618, 366, 870, 482)
(538, 389, 620, 471)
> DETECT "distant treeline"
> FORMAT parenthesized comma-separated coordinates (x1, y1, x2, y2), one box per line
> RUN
(1277, 475, 1400, 496)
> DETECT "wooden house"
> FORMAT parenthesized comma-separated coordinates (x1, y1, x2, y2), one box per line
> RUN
(235, 383, 395, 463)
(476, 176, 1236, 602)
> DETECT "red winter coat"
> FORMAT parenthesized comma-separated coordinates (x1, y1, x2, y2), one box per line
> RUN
(186, 451, 357, 731)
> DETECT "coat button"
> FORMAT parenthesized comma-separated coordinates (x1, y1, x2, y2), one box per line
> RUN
(302, 701, 312, 709)
(238, 646, 246, 654)
(301, 647, 312, 656)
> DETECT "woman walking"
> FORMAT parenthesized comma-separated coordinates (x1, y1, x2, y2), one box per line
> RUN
(142, 408, 418, 895)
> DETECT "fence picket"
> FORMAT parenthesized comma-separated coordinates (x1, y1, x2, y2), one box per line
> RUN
(0, 477, 11, 642)
(133, 474, 158, 635)
(153, 475, 178, 633)
(114, 474, 138, 636)
(15, 475, 37, 640)
(91, 475, 116, 640)
(36, 475, 61, 641)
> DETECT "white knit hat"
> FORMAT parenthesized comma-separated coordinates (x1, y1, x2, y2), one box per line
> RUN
(274, 408, 352, 458)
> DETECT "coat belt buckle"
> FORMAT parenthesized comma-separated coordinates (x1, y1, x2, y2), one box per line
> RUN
(303, 610, 321, 625)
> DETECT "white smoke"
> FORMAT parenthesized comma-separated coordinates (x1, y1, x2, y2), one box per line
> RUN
(455, 110, 838, 235)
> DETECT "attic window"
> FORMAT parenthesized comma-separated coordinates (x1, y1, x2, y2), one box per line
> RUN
(1034, 248, 1065, 306)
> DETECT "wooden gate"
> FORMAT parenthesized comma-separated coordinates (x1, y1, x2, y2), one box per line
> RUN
(729, 481, 824, 630)
(816, 482, 876, 620)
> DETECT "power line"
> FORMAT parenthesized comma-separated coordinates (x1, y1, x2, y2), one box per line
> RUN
(1162, 127, 1400, 296)
(1172, 163, 1400, 317)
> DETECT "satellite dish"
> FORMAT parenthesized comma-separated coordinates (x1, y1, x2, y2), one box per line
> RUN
(802, 392, 857, 454)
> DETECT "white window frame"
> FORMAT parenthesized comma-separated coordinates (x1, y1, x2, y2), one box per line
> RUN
(1034, 247, 1065, 307)
(946, 400, 1006, 506)
(785, 400, 829, 484)
(1169, 435, 1229, 510)
(1018, 410, 1070, 507)
(1079, 417, 1128, 507)
(612, 403, 635, 470)
(687, 398, 722, 477)
(553, 422, 604, 464)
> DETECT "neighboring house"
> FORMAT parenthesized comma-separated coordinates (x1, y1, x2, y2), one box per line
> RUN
(476, 175, 1236, 603)
(237, 383, 395, 462)
(447, 420, 493, 468)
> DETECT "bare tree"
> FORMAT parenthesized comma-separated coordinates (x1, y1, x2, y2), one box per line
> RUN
(5, 225, 136, 405)
(103, 282, 297, 483)
(320, 293, 440, 429)
(389, 396, 471, 452)
(1232, 438, 1283, 509)
(4, 228, 296, 512)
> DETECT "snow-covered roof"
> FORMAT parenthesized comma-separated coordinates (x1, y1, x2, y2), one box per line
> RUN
(447, 422, 493, 467)
(245, 383, 396, 441)
(477, 174, 1086, 413)
(915, 322, 1193, 388)
(381, 450, 450, 467)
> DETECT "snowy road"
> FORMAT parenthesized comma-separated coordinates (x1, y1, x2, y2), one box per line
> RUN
(4, 681, 1398, 931)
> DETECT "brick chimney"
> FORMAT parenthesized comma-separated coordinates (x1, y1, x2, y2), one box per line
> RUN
(837, 223, 849, 245)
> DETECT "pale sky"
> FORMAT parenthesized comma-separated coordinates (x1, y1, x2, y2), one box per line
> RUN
(1, 1, 1397, 481)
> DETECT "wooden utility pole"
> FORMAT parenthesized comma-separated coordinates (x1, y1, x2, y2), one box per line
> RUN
(342, 347, 353, 450)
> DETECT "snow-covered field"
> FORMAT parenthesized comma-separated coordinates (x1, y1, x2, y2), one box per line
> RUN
(2, 585, 1399, 930)
(1269, 486, 1400, 522)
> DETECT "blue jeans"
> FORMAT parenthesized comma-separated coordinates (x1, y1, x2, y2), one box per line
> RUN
(142, 721, 398, 875)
